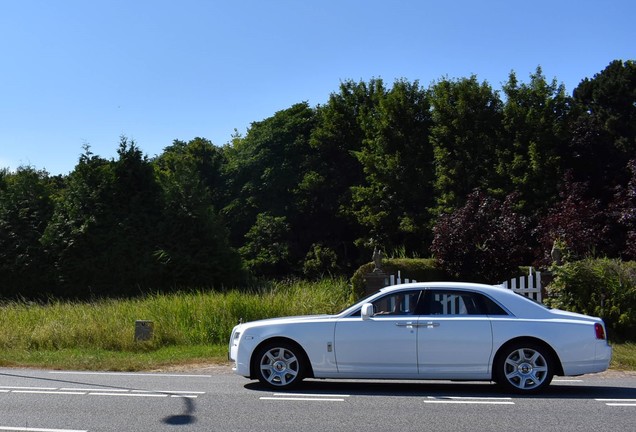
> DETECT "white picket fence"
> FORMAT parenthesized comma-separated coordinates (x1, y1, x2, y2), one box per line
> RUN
(388, 271, 415, 286)
(500, 267, 543, 302)
(387, 268, 543, 303)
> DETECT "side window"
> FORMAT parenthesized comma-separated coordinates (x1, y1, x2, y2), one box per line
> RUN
(426, 291, 475, 315)
(425, 290, 510, 315)
(372, 290, 421, 316)
(478, 294, 509, 315)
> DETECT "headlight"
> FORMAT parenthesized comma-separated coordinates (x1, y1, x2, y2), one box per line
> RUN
(228, 330, 241, 361)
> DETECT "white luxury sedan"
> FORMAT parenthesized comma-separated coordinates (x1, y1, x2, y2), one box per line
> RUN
(229, 282, 612, 394)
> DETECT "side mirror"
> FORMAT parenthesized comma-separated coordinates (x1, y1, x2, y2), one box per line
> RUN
(361, 303, 374, 320)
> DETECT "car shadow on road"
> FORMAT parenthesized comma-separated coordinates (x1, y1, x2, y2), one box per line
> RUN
(162, 397, 196, 426)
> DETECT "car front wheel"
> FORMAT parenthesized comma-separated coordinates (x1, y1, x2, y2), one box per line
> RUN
(495, 343, 553, 394)
(254, 342, 305, 389)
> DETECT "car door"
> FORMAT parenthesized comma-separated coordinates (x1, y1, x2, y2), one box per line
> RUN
(333, 290, 421, 376)
(417, 289, 494, 379)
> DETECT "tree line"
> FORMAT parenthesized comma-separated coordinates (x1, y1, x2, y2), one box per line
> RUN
(1, 60, 635, 299)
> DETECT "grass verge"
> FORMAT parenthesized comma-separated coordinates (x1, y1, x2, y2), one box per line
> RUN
(0, 344, 229, 371)
(1, 343, 633, 372)
(611, 343, 636, 371)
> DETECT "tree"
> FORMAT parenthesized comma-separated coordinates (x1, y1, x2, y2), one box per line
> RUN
(574, 60, 636, 152)
(155, 137, 227, 204)
(431, 190, 530, 283)
(302, 243, 339, 278)
(567, 60, 636, 192)
(239, 212, 290, 277)
(43, 138, 164, 297)
(42, 147, 115, 297)
(501, 67, 570, 213)
(305, 80, 372, 269)
(429, 76, 504, 215)
(223, 103, 317, 276)
(350, 79, 435, 254)
(0, 167, 55, 298)
(153, 138, 243, 287)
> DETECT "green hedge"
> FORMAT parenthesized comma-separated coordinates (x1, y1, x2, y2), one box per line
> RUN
(546, 258, 636, 342)
(350, 258, 453, 299)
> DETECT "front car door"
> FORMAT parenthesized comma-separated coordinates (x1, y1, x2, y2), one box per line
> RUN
(334, 290, 422, 377)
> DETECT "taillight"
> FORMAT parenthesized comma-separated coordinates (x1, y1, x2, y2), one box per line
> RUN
(594, 323, 606, 340)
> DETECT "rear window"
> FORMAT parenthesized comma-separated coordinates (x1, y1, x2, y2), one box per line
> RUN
(426, 290, 509, 316)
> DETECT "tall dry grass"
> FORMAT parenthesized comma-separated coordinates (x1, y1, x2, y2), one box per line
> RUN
(0, 278, 351, 352)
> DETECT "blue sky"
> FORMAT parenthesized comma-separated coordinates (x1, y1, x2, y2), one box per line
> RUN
(1, 0, 634, 175)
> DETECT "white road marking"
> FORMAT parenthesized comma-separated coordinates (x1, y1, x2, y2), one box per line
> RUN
(596, 398, 636, 407)
(439, 396, 513, 400)
(131, 390, 205, 394)
(261, 392, 349, 402)
(0, 387, 58, 391)
(596, 398, 636, 401)
(424, 400, 515, 405)
(11, 391, 86, 395)
(272, 393, 350, 398)
(89, 392, 167, 398)
(48, 371, 211, 378)
(0, 385, 203, 399)
(59, 388, 128, 392)
(0, 427, 87, 432)
(553, 379, 584, 382)
(260, 397, 345, 402)
(425, 396, 514, 405)
(261, 393, 515, 404)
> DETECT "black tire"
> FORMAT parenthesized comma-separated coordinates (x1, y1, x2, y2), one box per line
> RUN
(254, 341, 306, 389)
(495, 342, 554, 394)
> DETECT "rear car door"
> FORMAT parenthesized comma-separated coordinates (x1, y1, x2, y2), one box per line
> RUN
(417, 289, 494, 379)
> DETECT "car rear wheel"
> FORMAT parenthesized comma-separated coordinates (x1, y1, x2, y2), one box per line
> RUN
(255, 342, 305, 389)
(495, 343, 553, 394)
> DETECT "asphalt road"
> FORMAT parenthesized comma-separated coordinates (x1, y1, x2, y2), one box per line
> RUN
(0, 366, 634, 432)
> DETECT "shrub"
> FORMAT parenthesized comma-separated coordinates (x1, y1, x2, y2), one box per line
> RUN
(431, 190, 531, 283)
(302, 243, 339, 278)
(611, 159, 636, 259)
(350, 258, 451, 299)
(534, 173, 608, 266)
(546, 258, 636, 341)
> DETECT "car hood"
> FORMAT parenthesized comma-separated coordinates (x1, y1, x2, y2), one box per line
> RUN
(235, 314, 334, 330)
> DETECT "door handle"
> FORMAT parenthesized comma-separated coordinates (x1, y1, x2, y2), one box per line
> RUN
(396, 322, 440, 328)
(395, 322, 415, 327)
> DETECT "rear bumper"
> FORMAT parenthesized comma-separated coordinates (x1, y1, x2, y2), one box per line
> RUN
(562, 342, 612, 376)
(596, 342, 613, 370)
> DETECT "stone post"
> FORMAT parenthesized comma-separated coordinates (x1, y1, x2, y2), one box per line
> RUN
(363, 270, 389, 296)
(364, 248, 388, 295)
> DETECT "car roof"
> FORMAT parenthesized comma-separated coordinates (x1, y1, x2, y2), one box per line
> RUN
(376, 281, 548, 318)
(379, 281, 501, 294)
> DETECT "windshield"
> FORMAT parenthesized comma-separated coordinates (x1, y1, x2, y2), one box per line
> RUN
(337, 290, 380, 315)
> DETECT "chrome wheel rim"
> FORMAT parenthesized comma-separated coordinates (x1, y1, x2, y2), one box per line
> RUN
(259, 347, 299, 387)
(503, 348, 549, 391)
